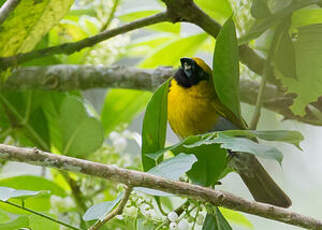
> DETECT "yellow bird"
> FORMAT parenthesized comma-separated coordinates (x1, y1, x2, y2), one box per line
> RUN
(167, 57, 291, 208)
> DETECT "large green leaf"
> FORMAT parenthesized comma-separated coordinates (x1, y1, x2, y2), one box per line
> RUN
(0, 91, 50, 150)
(202, 208, 232, 230)
(59, 96, 104, 156)
(83, 193, 123, 221)
(278, 24, 322, 115)
(101, 89, 151, 135)
(136, 153, 197, 196)
(195, 0, 232, 23)
(141, 80, 169, 171)
(213, 18, 241, 120)
(272, 19, 297, 79)
(0, 0, 74, 56)
(29, 214, 59, 230)
(292, 8, 322, 28)
(140, 33, 208, 68)
(221, 130, 304, 149)
(205, 133, 283, 164)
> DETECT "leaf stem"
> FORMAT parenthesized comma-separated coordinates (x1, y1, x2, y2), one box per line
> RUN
(1, 200, 82, 230)
(100, 0, 120, 32)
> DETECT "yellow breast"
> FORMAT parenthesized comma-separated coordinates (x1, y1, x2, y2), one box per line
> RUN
(167, 79, 219, 139)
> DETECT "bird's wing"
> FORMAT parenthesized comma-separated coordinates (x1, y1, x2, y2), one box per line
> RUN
(210, 97, 248, 130)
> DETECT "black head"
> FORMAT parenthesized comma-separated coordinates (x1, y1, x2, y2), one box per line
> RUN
(174, 58, 211, 88)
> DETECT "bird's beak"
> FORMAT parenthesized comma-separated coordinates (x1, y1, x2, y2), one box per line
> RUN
(180, 58, 194, 78)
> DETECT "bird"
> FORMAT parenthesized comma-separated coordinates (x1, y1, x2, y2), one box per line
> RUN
(167, 57, 292, 208)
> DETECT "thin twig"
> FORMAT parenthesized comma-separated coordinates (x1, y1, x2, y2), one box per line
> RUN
(1, 200, 82, 230)
(89, 185, 133, 230)
(249, 73, 267, 129)
(100, 0, 120, 32)
(1, 144, 322, 230)
(0, 0, 21, 25)
(0, 12, 169, 70)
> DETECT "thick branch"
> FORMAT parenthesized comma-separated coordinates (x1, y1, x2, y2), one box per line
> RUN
(0, 144, 322, 230)
(0, 0, 21, 25)
(2, 65, 321, 126)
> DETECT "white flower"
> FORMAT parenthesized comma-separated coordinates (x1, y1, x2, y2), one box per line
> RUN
(167, 211, 178, 222)
(196, 214, 204, 225)
(109, 131, 121, 141)
(169, 222, 177, 230)
(113, 137, 127, 152)
(177, 219, 189, 230)
(116, 215, 124, 220)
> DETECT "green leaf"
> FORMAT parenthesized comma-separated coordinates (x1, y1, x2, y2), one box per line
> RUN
(221, 130, 304, 149)
(292, 8, 322, 28)
(0, 0, 74, 56)
(0, 187, 45, 201)
(202, 208, 232, 230)
(101, 89, 151, 135)
(0, 176, 66, 197)
(141, 80, 169, 171)
(83, 193, 123, 221)
(213, 18, 241, 119)
(0, 91, 50, 150)
(195, 0, 232, 23)
(59, 96, 104, 156)
(0, 215, 29, 230)
(272, 19, 297, 79)
(136, 153, 197, 196)
(251, 0, 271, 19)
(278, 24, 322, 115)
(210, 133, 283, 164)
(220, 208, 253, 229)
(140, 33, 208, 68)
(29, 214, 59, 230)
(136, 218, 156, 230)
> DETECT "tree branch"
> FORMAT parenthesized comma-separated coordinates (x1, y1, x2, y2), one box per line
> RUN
(2, 64, 321, 126)
(0, 0, 21, 25)
(0, 144, 322, 230)
(89, 186, 133, 230)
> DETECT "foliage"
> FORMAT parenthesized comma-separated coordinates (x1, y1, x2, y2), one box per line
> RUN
(0, 0, 319, 229)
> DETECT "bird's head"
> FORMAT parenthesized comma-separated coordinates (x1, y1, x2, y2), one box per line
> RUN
(175, 57, 212, 88)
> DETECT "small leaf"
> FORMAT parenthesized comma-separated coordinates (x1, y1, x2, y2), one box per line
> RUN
(212, 133, 283, 164)
(83, 193, 123, 221)
(213, 18, 241, 120)
(136, 153, 197, 196)
(220, 208, 253, 229)
(141, 80, 169, 171)
(195, 0, 232, 23)
(0, 175, 67, 197)
(0, 215, 29, 230)
(251, 0, 271, 19)
(202, 208, 232, 230)
(101, 89, 151, 135)
(0, 187, 45, 201)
